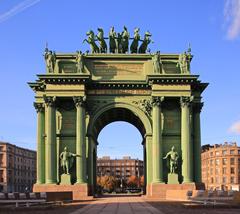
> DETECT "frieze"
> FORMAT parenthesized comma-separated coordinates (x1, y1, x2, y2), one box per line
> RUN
(87, 89, 151, 95)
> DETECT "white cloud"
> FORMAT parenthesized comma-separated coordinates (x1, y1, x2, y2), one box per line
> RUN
(229, 120, 240, 134)
(224, 0, 240, 40)
(0, 0, 41, 24)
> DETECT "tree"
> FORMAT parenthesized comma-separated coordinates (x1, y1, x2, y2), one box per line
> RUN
(140, 176, 144, 187)
(127, 175, 138, 188)
(97, 176, 116, 191)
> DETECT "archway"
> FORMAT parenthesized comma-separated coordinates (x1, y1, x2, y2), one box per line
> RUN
(87, 104, 151, 195)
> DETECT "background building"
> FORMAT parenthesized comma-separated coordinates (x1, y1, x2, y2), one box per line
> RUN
(0, 142, 36, 193)
(201, 142, 240, 191)
(97, 156, 144, 180)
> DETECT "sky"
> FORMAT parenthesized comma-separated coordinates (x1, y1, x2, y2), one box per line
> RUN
(0, 0, 240, 160)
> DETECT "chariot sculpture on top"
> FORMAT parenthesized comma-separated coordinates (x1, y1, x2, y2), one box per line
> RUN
(83, 26, 153, 54)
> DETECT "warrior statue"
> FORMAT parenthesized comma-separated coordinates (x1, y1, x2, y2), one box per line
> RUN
(96, 28, 107, 53)
(44, 48, 56, 73)
(163, 146, 179, 174)
(152, 51, 163, 74)
(76, 51, 84, 73)
(138, 31, 153, 53)
(109, 26, 117, 53)
(59, 146, 80, 174)
(130, 27, 140, 53)
(121, 26, 130, 53)
(83, 30, 99, 53)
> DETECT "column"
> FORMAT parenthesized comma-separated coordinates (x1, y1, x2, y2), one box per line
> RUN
(152, 96, 164, 183)
(34, 103, 45, 184)
(180, 96, 193, 183)
(44, 96, 57, 184)
(74, 96, 86, 184)
(193, 103, 203, 183)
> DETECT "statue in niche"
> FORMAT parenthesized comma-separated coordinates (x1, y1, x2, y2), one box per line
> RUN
(163, 146, 179, 174)
(121, 26, 130, 53)
(76, 50, 84, 73)
(59, 146, 80, 175)
(152, 51, 163, 74)
(96, 28, 107, 53)
(138, 31, 153, 53)
(130, 27, 140, 53)
(44, 48, 56, 73)
(109, 26, 117, 53)
(83, 30, 99, 53)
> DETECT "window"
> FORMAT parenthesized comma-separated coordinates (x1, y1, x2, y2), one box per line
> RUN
(215, 159, 220, 165)
(223, 167, 227, 174)
(223, 177, 227, 184)
(238, 150, 240, 155)
(210, 152, 213, 156)
(230, 158, 235, 165)
(222, 150, 227, 155)
(210, 159, 213, 166)
(230, 150, 235, 155)
(211, 177, 214, 184)
(215, 168, 220, 175)
(215, 151, 220, 156)
(231, 167, 235, 174)
(222, 158, 227, 165)
(231, 177, 235, 184)
(216, 177, 219, 184)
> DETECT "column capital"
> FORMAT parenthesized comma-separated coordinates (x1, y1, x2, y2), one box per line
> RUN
(194, 102, 204, 113)
(34, 102, 44, 113)
(44, 96, 56, 107)
(73, 96, 86, 107)
(152, 96, 164, 107)
(180, 96, 193, 108)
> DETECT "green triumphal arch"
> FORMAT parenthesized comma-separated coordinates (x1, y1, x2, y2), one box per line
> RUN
(29, 28, 208, 199)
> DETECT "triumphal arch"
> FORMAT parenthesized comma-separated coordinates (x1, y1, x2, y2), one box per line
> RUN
(29, 27, 208, 199)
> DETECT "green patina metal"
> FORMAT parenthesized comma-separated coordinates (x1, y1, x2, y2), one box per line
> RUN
(29, 34, 208, 195)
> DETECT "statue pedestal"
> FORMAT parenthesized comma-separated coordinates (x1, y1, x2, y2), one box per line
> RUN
(167, 173, 179, 184)
(60, 174, 71, 185)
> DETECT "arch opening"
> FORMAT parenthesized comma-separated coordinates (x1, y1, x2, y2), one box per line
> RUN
(90, 107, 148, 195)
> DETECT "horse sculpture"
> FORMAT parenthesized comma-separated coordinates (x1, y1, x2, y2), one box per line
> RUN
(130, 28, 140, 53)
(83, 30, 99, 53)
(109, 27, 117, 53)
(138, 31, 152, 53)
(121, 26, 130, 53)
(97, 28, 107, 53)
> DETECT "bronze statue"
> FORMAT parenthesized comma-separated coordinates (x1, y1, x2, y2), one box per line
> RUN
(44, 48, 56, 73)
(163, 146, 179, 174)
(83, 30, 99, 53)
(60, 146, 80, 174)
(109, 26, 117, 53)
(76, 51, 84, 73)
(152, 51, 163, 73)
(130, 27, 140, 53)
(138, 31, 152, 53)
(97, 28, 107, 53)
(121, 26, 130, 53)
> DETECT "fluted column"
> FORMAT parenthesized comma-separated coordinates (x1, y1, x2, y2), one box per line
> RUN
(44, 96, 57, 184)
(180, 96, 193, 183)
(34, 103, 45, 184)
(193, 103, 203, 183)
(152, 96, 164, 183)
(74, 96, 86, 184)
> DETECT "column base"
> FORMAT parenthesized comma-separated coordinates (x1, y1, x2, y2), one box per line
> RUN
(146, 182, 205, 200)
(33, 183, 93, 201)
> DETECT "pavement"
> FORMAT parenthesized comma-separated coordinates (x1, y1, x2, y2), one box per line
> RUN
(69, 196, 164, 214)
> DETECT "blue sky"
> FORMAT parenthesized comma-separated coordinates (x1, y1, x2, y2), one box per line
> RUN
(0, 0, 240, 159)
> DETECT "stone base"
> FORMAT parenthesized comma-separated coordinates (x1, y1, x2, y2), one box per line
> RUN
(146, 182, 205, 200)
(33, 183, 93, 201)
(167, 173, 179, 184)
(60, 174, 71, 185)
